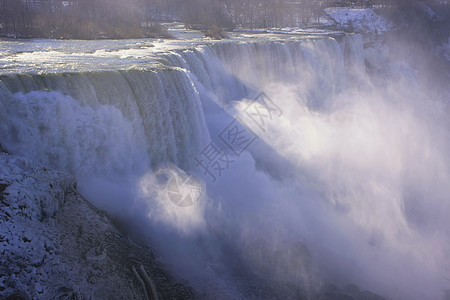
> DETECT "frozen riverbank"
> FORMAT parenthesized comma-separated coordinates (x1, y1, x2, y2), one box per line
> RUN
(0, 151, 193, 299)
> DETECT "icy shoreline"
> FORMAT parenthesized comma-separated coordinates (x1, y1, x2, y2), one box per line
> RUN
(0, 151, 193, 299)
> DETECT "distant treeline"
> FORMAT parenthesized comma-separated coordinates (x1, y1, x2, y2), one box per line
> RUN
(0, 0, 448, 39)
(0, 0, 172, 39)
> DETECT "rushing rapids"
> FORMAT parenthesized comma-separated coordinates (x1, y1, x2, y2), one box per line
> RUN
(1, 33, 449, 299)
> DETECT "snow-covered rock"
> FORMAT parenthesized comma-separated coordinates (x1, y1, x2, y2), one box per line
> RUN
(0, 153, 193, 299)
(324, 7, 392, 34)
(0, 154, 76, 222)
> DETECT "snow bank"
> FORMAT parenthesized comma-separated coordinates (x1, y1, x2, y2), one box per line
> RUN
(0, 153, 76, 221)
(0, 152, 193, 299)
(324, 7, 392, 34)
(233, 27, 343, 37)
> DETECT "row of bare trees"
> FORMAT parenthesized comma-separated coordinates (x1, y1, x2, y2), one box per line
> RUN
(0, 0, 171, 38)
(157, 0, 450, 29)
(182, 0, 339, 29)
(0, 0, 363, 38)
(0, 0, 448, 38)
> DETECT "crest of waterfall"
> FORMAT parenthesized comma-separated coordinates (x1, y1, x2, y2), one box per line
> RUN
(0, 35, 360, 177)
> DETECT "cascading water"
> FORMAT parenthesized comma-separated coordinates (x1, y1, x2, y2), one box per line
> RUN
(0, 34, 449, 299)
(0, 68, 209, 172)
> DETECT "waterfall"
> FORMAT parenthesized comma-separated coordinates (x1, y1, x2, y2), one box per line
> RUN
(0, 35, 358, 176)
(1, 34, 447, 299)
(0, 68, 210, 175)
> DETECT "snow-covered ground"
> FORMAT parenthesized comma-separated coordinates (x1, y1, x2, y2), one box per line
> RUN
(324, 7, 392, 34)
(0, 152, 193, 299)
(233, 7, 391, 36)
(233, 27, 343, 36)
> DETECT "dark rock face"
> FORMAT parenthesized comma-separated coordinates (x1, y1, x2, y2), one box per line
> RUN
(0, 153, 193, 299)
